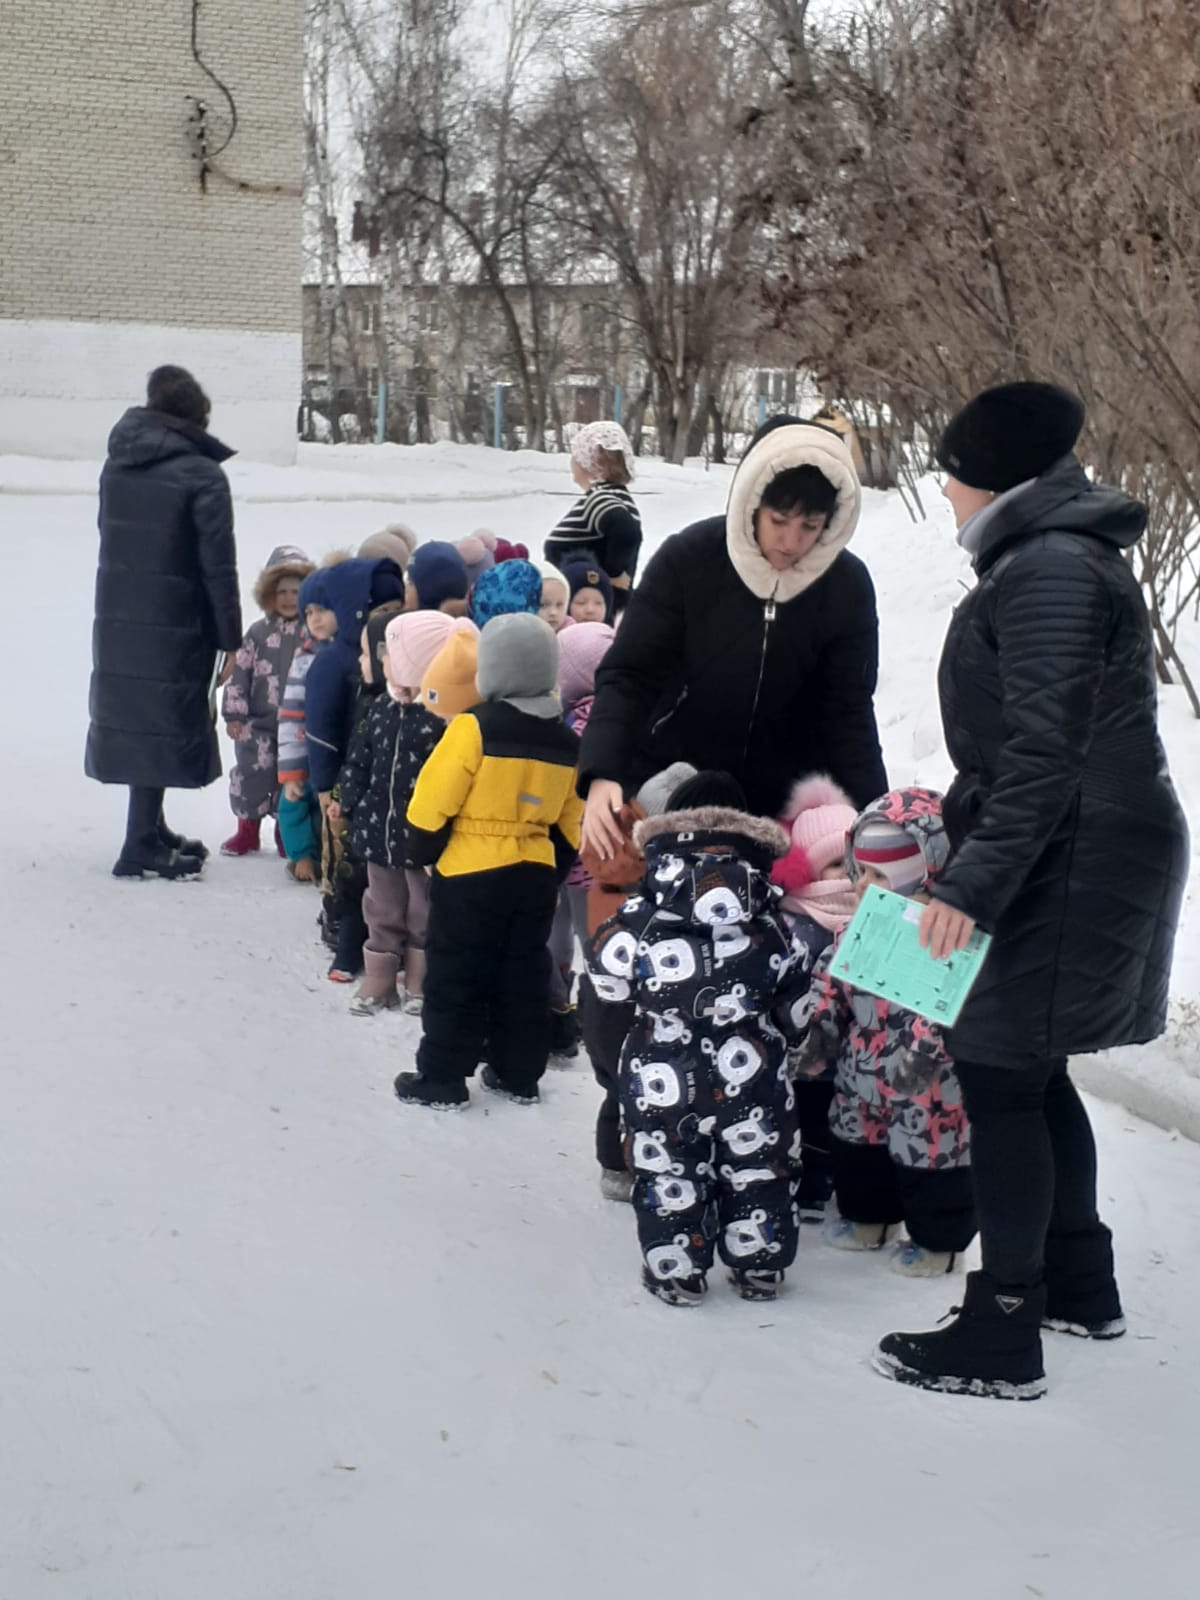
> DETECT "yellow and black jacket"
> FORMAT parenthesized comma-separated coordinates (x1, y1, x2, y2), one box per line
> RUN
(407, 701, 584, 878)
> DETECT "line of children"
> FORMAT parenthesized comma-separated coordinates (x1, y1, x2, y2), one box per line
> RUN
(229, 533, 977, 1337)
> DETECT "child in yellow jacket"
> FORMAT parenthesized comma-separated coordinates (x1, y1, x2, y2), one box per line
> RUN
(395, 613, 585, 1110)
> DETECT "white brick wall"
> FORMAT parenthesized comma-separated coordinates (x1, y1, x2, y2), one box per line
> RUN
(0, 0, 302, 462)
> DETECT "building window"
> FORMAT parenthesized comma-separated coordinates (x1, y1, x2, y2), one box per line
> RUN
(361, 302, 379, 336)
(366, 366, 380, 399)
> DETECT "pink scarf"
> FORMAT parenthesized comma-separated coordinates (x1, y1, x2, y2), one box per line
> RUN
(783, 876, 858, 934)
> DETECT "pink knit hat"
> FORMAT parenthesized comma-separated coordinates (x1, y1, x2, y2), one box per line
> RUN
(557, 621, 615, 711)
(772, 776, 857, 896)
(386, 611, 477, 691)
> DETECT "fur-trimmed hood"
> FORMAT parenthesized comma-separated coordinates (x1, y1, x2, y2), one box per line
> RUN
(636, 805, 790, 862)
(254, 544, 315, 614)
(725, 418, 862, 602)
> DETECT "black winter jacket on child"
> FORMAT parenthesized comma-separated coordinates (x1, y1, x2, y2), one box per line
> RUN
(589, 805, 808, 1286)
(337, 694, 442, 869)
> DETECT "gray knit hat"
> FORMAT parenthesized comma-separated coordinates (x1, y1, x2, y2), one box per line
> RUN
(476, 612, 561, 718)
(635, 761, 698, 817)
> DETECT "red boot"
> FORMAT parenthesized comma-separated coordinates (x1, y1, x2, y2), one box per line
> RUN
(220, 817, 262, 857)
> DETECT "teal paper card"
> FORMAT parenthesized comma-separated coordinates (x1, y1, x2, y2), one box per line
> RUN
(830, 885, 992, 1027)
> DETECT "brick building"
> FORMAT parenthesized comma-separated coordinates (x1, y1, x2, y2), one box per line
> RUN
(0, 1, 303, 462)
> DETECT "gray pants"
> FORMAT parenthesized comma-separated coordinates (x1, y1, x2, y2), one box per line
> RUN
(363, 862, 430, 958)
(548, 883, 590, 1010)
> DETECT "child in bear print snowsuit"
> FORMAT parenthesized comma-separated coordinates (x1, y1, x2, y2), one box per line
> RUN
(588, 773, 808, 1307)
(791, 788, 976, 1276)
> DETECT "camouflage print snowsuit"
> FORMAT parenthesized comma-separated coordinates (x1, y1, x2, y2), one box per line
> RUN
(589, 805, 807, 1288)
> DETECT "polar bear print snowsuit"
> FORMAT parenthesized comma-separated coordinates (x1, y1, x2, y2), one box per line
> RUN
(589, 804, 808, 1290)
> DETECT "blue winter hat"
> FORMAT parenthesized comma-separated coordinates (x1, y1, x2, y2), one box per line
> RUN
(562, 559, 615, 623)
(298, 569, 330, 612)
(407, 540, 470, 611)
(470, 558, 543, 629)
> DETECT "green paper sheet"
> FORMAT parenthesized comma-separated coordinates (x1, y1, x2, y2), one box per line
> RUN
(831, 885, 992, 1027)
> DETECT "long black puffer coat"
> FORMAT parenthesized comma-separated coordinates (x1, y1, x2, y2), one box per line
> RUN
(934, 457, 1190, 1069)
(578, 420, 888, 816)
(86, 408, 243, 789)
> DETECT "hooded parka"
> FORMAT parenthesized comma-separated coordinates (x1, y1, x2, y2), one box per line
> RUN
(86, 406, 242, 789)
(578, 418, 887, 815)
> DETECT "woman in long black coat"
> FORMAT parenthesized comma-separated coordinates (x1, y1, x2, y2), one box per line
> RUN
(875, 383, 1189, 1402)
(86, 366, 243, 878)
(578, 415, 887, 849)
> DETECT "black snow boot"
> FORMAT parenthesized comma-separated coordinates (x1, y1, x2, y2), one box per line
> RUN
(158, 820, 209, 862)
(642, 1267, 708, 1308)
(480, 1064, 540, 1105)
(112, 845, 204, 882)
(1043, 1226, 1126, 1340)
(872, 1272, 1048, 1402)
(548, 1006, 581, 1063)
(393, 1073, 469, 1111)
(729, 1268, 784, 1303)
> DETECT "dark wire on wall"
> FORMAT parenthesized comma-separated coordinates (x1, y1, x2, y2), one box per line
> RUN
(190, 0, 238, 161)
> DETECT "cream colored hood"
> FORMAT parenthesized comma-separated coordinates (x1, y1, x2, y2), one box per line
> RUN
(725, 422, 862, 602)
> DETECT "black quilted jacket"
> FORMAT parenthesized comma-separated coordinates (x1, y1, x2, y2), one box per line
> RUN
(934, 458, 1189, 1068)
(86, 408, 242, 789)
(578, 518, 887, 815)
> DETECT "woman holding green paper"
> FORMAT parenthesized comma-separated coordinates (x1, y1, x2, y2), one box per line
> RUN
(873, 383, 1189, 1403)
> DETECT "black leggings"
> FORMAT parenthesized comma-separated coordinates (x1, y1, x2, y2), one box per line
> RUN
(956, 1057, 1103, 1288)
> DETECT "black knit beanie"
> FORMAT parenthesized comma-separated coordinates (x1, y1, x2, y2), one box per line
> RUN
(936, 382, 1085, 493)
(666, 770, 748, 813)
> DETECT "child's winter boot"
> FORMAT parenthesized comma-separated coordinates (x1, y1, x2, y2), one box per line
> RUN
(642, 1266, 707, 1308)
(350, 949, 400, 1016)
(1042, 1225, 1126, 1339)
(221, 817, 262, 857)
(403, 948, 427, 1016)
(599, 1168, 635, 1203)
(287, 856, 318, 884)
(872, 1271, 1048, 1401)
(729, 1268, 785, 1302)
(549, 1005, 581, 1063)
(889, 1240, 961, 1278)
(826, 1215, 896, 1251)
(480, 1064, 540, 1105)
(328, 911, 365, 982)
(393, 1072, 469, 1111)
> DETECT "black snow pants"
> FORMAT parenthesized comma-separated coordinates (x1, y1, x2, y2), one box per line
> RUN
(578, 974, 632, 1172)
(417, 863, 558, 1096)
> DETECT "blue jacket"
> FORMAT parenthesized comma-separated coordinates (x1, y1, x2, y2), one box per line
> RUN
(303, 558, 405, 791)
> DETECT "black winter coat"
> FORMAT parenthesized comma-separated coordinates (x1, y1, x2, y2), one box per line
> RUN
(935, 459, 1189, 1068)
(337, 694, 443, 868)
(578, 518, 888, 816)
(86, 408, 242, 789)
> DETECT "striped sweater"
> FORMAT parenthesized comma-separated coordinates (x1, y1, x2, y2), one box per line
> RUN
(277, 634, 323, 785)
(544, 484, 642, 585)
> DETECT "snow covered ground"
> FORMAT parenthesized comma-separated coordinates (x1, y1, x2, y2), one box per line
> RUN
(2, 442, 1198, 1598)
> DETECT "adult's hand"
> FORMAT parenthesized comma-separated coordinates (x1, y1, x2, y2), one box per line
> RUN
(919, 898, 977, 962)
(610, 572, 631, 591)
(582, 779, 625, 861)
